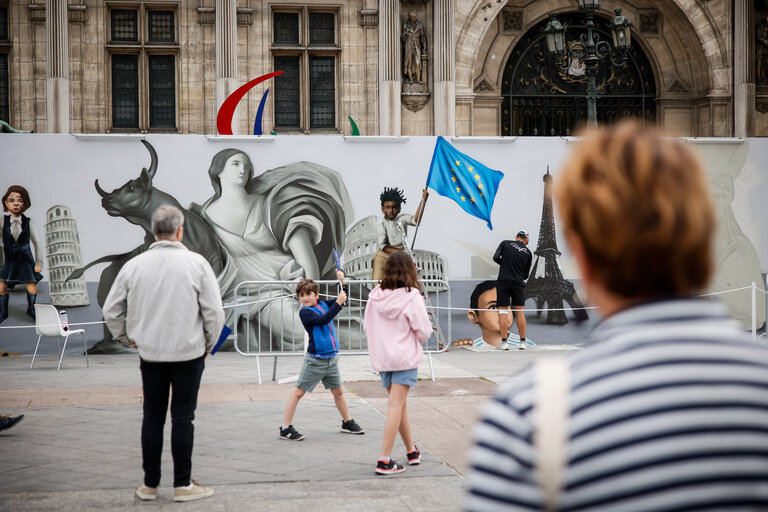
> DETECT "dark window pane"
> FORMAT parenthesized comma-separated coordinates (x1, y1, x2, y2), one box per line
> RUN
(309, 56, 335, 128)
(148, 11, 175, 42)
(149, 55, 176, 129)
(0, 53, 8, 123)
(111, 10, 138, 42)
(111, 54, 139, 128)
(274, 13, 299, 44)
(274, 56, 300, 127)
(0, 8, 8, 41)
(309, 13, 334, 44)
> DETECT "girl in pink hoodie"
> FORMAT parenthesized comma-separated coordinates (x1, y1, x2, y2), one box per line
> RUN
(364, 251, 433, 475)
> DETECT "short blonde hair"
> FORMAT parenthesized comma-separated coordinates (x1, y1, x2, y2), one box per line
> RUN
(553, 120, 715, 298)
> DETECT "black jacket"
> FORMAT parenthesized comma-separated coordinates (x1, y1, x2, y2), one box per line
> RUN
(493, 240, 532, 284)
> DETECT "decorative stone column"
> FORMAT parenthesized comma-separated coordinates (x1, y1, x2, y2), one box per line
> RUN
(45, 0, 69, 133)
(433, 0, 455, 136)
(216, 0, 239, 134)
(379, 0, 401, 135)
(734, 0, 753, 137)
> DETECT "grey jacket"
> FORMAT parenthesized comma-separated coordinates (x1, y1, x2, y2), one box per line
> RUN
(103, 240, 224, 362)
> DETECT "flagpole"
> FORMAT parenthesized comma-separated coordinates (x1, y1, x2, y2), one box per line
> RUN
(412, 137, 441, 251)
(410, 188, 429, 251)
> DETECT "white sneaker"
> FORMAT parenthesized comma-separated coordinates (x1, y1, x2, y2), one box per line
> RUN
(518, 341, 527, 350)
(496, 342, 511, 351)
(173, 479, 214, 502)
(135, 485, 157, 501)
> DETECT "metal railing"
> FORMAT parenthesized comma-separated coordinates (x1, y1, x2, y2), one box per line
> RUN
(228, 279, 451, 384)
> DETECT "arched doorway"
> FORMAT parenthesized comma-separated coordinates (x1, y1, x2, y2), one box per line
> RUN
(501, 12, 656, 136)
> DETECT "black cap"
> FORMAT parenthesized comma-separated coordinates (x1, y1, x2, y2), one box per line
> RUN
(516, 230, 529, 239)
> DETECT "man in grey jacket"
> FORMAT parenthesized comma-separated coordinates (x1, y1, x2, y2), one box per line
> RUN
(103, 205, 224, 503)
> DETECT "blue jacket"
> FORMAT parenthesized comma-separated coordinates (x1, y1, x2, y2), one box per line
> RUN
(299, 299, 343, 359)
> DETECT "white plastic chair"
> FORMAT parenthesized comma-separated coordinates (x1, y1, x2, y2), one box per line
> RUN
(31, 304, 89, 370)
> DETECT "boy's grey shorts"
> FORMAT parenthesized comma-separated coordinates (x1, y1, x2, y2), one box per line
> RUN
(296, 354, 342, 392)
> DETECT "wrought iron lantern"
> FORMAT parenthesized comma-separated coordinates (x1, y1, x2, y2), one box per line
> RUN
(611, 8, 632, 49)
(544, 2, 633, 126)
(544, 14, 566, 55)
(577, 0, 598, 12)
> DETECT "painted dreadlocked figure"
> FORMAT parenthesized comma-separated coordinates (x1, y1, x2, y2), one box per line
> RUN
(372, 187, 428, 281)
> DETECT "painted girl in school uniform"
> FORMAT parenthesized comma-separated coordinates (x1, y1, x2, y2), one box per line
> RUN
(0, 185, 43, 323)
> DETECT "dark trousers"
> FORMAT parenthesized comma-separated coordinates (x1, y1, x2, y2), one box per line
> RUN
(140, 356, 205, 488)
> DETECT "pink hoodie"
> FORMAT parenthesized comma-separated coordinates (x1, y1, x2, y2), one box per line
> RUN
(364, 286, 433, 372)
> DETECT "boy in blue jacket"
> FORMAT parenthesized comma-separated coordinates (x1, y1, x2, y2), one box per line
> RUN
(279, 270, 365, 441)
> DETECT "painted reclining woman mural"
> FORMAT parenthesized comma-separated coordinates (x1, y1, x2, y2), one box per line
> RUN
(191, 149, 354, 351)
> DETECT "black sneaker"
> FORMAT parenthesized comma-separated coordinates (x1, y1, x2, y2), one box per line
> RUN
(0, 415, 24, 432)
(375, 459, 405, 475)
(340, 419, 365, 435)
(279, 425, 305, 441)
(407, 446, 421, 465)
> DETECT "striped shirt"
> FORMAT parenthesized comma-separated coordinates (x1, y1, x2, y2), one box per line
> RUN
(465, 299, 768, 512)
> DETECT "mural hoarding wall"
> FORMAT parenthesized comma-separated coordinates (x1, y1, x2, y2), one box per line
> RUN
(0, 134, 765, 348)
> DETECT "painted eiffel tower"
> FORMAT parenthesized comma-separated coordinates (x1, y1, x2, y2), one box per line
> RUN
(524, 167, 589, 325)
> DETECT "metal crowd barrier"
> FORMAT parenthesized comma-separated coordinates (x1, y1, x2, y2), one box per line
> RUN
(228, 279, 451, 385)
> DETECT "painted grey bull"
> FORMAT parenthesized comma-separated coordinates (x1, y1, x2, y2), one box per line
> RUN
(67, 140, 227, 351)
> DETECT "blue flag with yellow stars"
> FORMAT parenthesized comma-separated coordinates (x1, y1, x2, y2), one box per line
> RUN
(426, 136, 504, 230)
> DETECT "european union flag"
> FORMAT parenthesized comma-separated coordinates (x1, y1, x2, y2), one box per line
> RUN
(426, 136, 504, 230)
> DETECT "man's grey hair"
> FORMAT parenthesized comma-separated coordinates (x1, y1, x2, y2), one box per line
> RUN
(151, 205, 184, 239)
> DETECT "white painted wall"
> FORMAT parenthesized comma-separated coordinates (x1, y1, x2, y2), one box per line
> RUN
(1, 134, 766, 326)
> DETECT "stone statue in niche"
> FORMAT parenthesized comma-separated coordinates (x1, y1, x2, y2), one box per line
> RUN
(757, 16, 768, 85)
(402, 10, 427, 84)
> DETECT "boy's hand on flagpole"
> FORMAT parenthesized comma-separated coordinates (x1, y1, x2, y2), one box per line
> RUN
(335, 269, 346, 286)
(336, 289, 348, 306)
(415, 189, 429, 225)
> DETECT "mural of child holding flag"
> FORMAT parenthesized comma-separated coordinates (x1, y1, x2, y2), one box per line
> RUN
(372, 187, 428, 281)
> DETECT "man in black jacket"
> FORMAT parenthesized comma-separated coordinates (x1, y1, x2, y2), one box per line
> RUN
(493, 230, 532, 350)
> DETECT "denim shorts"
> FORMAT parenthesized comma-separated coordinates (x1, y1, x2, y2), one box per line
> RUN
(379, 368, 419, 388)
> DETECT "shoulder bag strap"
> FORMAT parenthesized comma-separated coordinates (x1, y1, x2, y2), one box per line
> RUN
(533, 357, 571, 512)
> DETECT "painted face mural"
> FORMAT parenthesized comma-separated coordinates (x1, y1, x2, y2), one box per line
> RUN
(219, 153, 250, 188)
(5, 192, 24, 215)
(381, 200, 401, 221)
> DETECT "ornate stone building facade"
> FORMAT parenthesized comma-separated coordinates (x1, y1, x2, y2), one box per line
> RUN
(0, 1, 763, 136)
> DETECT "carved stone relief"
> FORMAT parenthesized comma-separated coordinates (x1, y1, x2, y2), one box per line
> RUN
(474, 79, 496, 93)
(667, 79, 690, 93)
(639, 10, 660, 35)
(502, 8, 523, 33)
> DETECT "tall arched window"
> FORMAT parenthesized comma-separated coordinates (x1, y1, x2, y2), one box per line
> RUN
(501, 12, 656, 136)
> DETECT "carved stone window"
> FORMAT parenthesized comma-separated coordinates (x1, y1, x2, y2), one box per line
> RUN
(0, 52, 7, 124)
(272, 8, 340, 132)
(1, 2, 10, 124)
(107, 3, 179, 132)
(0, 4, 7, 40)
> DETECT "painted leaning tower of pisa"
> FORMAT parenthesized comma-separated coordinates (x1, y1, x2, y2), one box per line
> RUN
(45, 205, 89, 306)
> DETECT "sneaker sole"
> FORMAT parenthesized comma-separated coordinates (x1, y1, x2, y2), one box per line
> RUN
(173, 489, 214, 502)
(135, 490, 157, 501)
(375, 468, 406, 475)
(408, 458, 421, 465)
(340, 429, 365, 434)
(279, 434, 305, 441)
